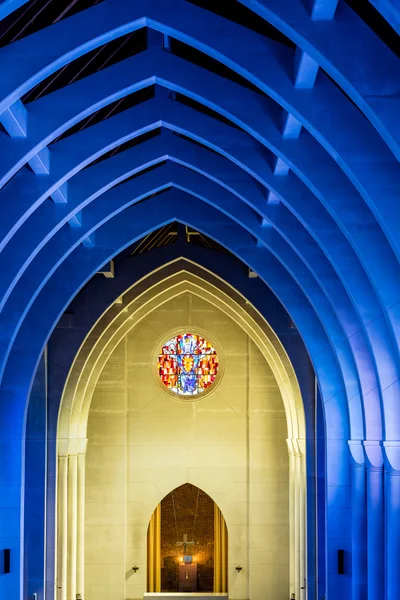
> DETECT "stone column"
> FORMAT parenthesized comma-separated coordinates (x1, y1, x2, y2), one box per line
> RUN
(383, 442, 400, 600)
(286, 440, 297, 597)
(57, 455, 68, 600)
(287, 439, 306, 599)
(297, 439, 306, 599)
(76, 441, 87, 600)
(348, 441, 367, 600)
(67, 452, 78, 600)
(363, 441, 384, 600)
(295, 465, 300, 598)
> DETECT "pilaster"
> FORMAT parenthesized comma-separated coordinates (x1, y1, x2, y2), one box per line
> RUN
(58, 439, 87, 600)
(76, 441, 88, 600)
(363, 441, 384, 600)
(382, 442, 400, 600)
(67, 453, 78, 600)
(348, 441, 367, 599)
(57, 455, 68, 600)
(286, 439, 296, 597)
(287, 439, 306, 599)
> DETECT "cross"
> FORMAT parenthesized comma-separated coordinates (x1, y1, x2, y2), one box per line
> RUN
(176, 533, 195, 554)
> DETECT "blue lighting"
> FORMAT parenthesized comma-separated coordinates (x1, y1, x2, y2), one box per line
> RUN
(0, 1, 399, 599)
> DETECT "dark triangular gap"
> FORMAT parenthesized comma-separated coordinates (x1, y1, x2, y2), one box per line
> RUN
(174, 93, 243, 131)
(81, 127, 161, 169)
(0, 0, 105, 48)
(344, 0, 399, 58)
(168, 37, 266, 96)
(22, 28, 147, 103)
(52, 85, 155, 144)
(186, 0, 295, 48)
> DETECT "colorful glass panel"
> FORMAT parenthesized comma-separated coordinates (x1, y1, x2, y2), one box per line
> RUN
(158, 333, 219, 396)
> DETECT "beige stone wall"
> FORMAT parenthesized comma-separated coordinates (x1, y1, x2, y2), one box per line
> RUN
(84, 293, 289, 600)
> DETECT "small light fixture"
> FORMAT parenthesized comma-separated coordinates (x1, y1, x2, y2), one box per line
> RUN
(235, 566, 242, 572)
(132, 566, 139, 573)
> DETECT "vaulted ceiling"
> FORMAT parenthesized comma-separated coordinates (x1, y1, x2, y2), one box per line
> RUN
(0, 0, 399, 525)
(0, 2, 399, 599)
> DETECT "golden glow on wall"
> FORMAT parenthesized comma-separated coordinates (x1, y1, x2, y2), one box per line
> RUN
(58, 265, 305, 600)
(147, 484, 227, 593)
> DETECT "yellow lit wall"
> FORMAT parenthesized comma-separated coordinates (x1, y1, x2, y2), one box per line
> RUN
(84, 293, 289, 600)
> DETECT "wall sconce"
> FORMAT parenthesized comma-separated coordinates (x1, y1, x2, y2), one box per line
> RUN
(132, 566, 139, 573)
(235, 566, 242, 572)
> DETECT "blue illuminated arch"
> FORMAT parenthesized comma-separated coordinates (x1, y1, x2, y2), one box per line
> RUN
(0, 2, 399, 599)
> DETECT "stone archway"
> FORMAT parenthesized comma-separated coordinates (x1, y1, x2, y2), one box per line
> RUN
(147, 483, 228, 594)
(57, 262, 307, 600)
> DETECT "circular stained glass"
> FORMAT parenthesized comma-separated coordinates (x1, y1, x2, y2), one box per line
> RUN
(158, 333, 219, 396)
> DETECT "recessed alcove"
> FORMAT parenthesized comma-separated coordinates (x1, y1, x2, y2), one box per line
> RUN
(81, 291, 294, 599)
(147, 483, 227, 593)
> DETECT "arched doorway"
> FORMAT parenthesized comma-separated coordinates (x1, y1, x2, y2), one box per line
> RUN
(147, 483, 227, 593)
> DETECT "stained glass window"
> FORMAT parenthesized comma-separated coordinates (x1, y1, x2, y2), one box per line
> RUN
(158, 333, 219, 396)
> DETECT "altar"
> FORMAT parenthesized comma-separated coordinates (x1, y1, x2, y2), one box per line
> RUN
(144, 594, 228, 600)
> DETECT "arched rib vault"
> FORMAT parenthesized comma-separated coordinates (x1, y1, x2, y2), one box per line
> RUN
(58, 263, 305, 443)
(57, 260, 306, 599)
(0, 2, 398, 598)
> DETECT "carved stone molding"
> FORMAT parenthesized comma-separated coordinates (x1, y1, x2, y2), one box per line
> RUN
(362, 440, 383, 471)
(58, 438, 88, 457)
(348, 440, 365, 467)
(286, 438, 305, 457)
(383, 442, 400, 474)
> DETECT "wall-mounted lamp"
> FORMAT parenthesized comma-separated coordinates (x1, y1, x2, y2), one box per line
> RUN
(132, 566, 139, 573)
(235, 566, 242, 573)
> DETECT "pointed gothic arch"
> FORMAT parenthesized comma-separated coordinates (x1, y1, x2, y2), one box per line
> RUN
(0, 3, 398, 599)
(56, 259, 307, 599)
(147, 483, 228, 594)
